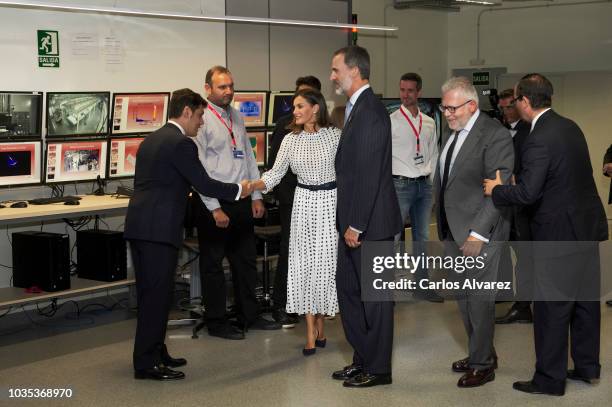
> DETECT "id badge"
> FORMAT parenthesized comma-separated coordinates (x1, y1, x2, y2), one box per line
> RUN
(414, 154, 424, 165)
(233, 149, 245, 159)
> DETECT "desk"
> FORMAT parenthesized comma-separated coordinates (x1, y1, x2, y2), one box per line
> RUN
(0, 194, 129, 226)
(0, 194, 132, 310)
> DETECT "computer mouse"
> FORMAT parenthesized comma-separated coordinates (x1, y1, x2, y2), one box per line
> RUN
(64, 200, 80, 205)
(10, 201, 28, 208)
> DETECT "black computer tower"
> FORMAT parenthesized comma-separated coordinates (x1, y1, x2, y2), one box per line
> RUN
(76, 230, 126, 282)
(12, 231, 71, 292)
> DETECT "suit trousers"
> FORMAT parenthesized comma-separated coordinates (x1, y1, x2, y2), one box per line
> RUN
(271, 201, 292, 309)
(445, 237, 500, 369)
(196, 198, 259, 329)
(336, 237, 394, 375)
(130, 239, 178, 370)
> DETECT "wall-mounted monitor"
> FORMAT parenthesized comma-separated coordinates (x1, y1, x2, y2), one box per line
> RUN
(108, 136, 145, 178)
(45, 139, 107, 183)
(0, 141, 42, 187)
(380, 98, 401, 115)
(111, 92, 169, 135)
(232, 92, 267, 127)
(267, 92, 294, 127)
(247, 130, 266, 166)
(46, 92, 110, 138)
(0, 92, 43, 139)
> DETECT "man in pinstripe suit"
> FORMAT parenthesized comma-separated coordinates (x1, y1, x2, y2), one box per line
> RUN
(330, 45, 402, 388)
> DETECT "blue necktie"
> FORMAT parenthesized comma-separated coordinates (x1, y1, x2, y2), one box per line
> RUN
(344, 101, 353, 125)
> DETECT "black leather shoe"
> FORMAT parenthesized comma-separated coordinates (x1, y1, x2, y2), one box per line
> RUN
(332, 364, 363, 380)
(134, 365, 185, 381)
(452, 356, 498, 373)
(209, 324, 245, 340)
(249, 316, 282, 330)
(567, 370, 598, 384)
(457, 368, 495, 388)
(512, 380, 564, 396)
(495, 307, 533, 324)
(272, 309, 298, 328)
(160, 344, 186, 368)
(343, 373, 392, 388)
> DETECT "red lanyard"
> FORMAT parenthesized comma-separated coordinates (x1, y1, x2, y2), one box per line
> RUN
(208, 105, 236, 147)
(400, 107, 422, 154)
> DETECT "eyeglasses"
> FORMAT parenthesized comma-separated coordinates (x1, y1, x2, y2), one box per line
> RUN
(438, 100, 472, 114)
(510, 95, 523, 105)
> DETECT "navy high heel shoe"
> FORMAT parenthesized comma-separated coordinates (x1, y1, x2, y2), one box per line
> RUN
(315, 338, 327, 348)
(302, 347, 316, 356)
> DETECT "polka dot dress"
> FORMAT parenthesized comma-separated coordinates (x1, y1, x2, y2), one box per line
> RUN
(261, 126, 341, 316)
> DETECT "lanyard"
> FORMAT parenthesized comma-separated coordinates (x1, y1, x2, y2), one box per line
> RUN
(400, 107, 422, 154)
(208, 105, 236, 147)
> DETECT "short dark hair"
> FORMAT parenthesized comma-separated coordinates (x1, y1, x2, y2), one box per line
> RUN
(516, 73, 553, 109)
(288, 89, 331, 133)
(498, 88, 515, 100)
(400, 73, 422, 91)
(169, 88, 207, 119)
(205, 65, 232, 87)
(295, 76, 321, 91)
(333, 45, 370, 80)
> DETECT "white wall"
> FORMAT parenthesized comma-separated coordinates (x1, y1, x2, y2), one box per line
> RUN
(0, 0, 226, 289)
(447, 2, 612, 73)
(353, 0, 448, 97)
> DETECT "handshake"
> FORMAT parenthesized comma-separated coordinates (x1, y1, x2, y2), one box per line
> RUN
(239, 179, 264, 198)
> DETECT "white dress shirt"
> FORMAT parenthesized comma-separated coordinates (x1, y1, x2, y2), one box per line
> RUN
(509, 119, 520, 138)
(390, 105, 438, 179)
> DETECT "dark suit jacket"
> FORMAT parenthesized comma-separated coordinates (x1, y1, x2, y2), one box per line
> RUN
(124, 123, 239, 248)
(268, 114, 297, 205)
(335, 87, 402, 240)
(512, 120, 531, 176)
(492, 110, 608, 242)
(605, 144, 612, 204)
(511, 120, 532, 241)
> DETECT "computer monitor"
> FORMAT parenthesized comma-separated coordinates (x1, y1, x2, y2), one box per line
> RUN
(46, 92, 110, 138)
(267, 92, 294, 127)
(0, 91, 43, 139)
(380, 98, 401, 115)
(0, 141, 42, 187)
(247, 130, 266, 166)
(232, 92, 267, 127)
(107, 137, 145, 178)
(45, 139, 107, 183)
(111, 92, 170, 135)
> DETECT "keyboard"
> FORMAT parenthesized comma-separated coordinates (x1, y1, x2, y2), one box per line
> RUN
(28, 196, 82, 205)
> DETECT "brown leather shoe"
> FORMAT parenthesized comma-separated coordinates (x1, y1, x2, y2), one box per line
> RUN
(452, 356, 498, 372)
(457, 367, 495, 388)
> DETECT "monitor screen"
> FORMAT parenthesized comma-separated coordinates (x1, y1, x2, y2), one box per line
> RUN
(108, 137, 145, 178)
(111, 92, 169, 135)
(46, 92, 110, 138)
(268, 92, 294, 127)
(380, 98, 401, 115)
(232, 92, 267, 127)
(0, 92, 43, 139)
(45, 140, 107, 183)
(0, 141, 42, 187)
(247, 130, 266, 166)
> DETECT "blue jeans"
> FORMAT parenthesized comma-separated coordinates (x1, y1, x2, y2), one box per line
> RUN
(393, 177, 433, 282)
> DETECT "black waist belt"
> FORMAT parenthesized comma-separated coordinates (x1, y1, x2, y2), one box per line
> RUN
(297, 182, 337, 191)
(392, 175, 428, 181)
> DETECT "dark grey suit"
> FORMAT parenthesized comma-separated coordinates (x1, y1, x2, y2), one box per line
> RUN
(434, 111, 514, 369)
(335, 87, 402, 375)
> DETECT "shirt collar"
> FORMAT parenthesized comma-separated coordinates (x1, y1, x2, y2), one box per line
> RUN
(167, 120, 185, 135)
(400, 104, 420, 119)
(349, 83, 370, 106)
(207, 99, 231, 117)
(510, 120, 520, 129)
(531, 108, 551, 132)
(460, 109, 480, 134)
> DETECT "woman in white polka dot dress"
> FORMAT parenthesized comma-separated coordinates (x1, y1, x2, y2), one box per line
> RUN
(252, 89, 340, 356)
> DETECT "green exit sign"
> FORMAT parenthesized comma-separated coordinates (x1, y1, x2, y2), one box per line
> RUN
(473, 72, 490, 86)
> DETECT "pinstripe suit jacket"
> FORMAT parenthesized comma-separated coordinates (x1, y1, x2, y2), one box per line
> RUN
(335, 87, 402, 241)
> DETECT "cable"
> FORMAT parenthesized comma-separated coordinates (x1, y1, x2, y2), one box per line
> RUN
(0, 306, 12, 318)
